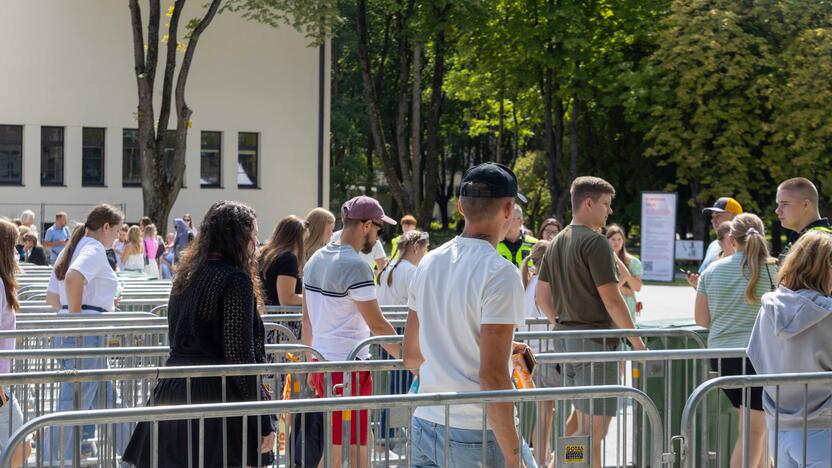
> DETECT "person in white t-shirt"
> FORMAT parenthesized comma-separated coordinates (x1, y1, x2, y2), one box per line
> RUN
(302, 195, 401, 468)
(376, 230, 429, 306)
(403, 162, 536, 468)
(43, 204, 128, 464)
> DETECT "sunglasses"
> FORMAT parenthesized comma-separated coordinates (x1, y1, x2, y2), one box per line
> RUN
(368, 220, 384, 235)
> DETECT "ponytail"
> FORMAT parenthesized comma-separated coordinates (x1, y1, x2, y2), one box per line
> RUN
(376, 230, 428, 287)
(520, 240, 550, 289)
(729, 213, 773, 304)
(54, 204, 124, 280)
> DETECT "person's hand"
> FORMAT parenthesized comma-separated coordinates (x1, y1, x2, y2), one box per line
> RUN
(686, 272, 699, 289)
(512, 341, 529, 355)
(615, 257, 630, 279)
(260, 432, 275, 453)
(504, 457, 525, 468)
(629, 337, 647, 351)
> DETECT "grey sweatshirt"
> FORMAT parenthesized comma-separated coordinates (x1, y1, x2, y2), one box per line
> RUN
(747, 286, 832, 430)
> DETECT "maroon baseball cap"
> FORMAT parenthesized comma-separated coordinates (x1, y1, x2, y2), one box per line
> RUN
(342, 196, 397, 225)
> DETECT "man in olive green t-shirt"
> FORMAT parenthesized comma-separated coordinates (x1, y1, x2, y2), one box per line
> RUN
(536, 176, 645, 468)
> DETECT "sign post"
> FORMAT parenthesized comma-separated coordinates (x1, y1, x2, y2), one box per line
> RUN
(640, 192, 677, 282)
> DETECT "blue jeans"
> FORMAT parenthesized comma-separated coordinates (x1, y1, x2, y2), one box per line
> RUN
(43, 335, 129, 465)
(411, 417, 537, 468)
(770, 430, 832, 468)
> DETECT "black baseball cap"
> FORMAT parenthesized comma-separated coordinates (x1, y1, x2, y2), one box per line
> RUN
(460, 162, 527, 204)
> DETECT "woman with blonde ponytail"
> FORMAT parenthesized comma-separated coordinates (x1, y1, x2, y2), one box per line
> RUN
(43, 204, 127, 463)
(695, 213, 777, 468)
(376, 230, 429, 305)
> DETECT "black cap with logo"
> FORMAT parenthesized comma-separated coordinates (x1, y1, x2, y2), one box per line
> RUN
(459, 162, 527, 204)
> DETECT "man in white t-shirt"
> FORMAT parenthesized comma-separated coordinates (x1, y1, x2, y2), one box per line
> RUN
(302, 195, 400, 468)
(403, 162, 535, 468)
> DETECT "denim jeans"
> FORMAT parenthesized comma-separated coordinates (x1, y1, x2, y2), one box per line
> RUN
(769, 429, 832, 468)
(411, 417, 538, 468)
(43, 335, 129, 465)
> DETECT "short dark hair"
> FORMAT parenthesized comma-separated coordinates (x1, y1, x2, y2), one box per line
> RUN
(459, 196, 512, 223)
(571, 176, 615, 211)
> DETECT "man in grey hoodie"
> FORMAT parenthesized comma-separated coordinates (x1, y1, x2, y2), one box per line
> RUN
(747, 230, 832, 467)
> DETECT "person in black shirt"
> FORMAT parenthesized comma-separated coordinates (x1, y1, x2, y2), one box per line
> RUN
(19, 232, 48, 266)
(258, 215, 306, 342)
(123, 201, 275, 467)
(776, 177, 832, 262)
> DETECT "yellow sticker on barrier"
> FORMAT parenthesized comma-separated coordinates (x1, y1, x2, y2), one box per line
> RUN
(632, 368, 641, 379)
(564, 444, 586, 463)
(342, 410, 351, 421)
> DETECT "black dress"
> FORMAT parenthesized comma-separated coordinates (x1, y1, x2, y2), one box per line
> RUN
(123, 259, 275, 467)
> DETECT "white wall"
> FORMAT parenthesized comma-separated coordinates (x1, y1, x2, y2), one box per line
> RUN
(0, 0, 330, 238)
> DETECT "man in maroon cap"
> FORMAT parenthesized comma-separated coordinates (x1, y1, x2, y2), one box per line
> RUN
(302, 195, 400, 467)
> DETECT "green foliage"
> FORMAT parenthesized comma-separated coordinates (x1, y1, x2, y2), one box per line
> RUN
(222, 0, 340, 44)
(513, 151, 551, 232)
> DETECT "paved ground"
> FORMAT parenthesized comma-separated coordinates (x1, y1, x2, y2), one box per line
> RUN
(635, 284, 697, 325)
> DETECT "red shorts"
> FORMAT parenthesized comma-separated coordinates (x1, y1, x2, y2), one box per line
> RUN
(310, 370, 373, 445)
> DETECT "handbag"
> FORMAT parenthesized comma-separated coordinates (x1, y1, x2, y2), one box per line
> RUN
(142, 239, 150, 266)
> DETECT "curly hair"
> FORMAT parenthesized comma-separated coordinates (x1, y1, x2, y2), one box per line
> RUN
(172, 201, 264, 312)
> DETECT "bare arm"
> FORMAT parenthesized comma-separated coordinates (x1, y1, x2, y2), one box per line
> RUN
(597, 282, 645, 350)
(534, 278, 557, 324)
(355, 299, 400, 358)
(64, 270, 86, 313)
(480, 324, 522, 468)
(694, 292, 711, 328)
(626, 274, 643, 292)
(276, 276, 302, 306)
(46, 291, 61, 309)
(402, 309, 423, 371)
(301, 289, 314, 358)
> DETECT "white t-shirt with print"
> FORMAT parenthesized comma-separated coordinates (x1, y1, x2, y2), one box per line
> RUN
(331, 229, 386, 269)
(303, 242, 377, 361)
(377, 260, 417, 306)
(408, 236, 525, 429)
(47, 236, 118, 312)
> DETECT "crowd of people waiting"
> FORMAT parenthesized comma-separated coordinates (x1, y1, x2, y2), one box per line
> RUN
(0, 169, 829, 467)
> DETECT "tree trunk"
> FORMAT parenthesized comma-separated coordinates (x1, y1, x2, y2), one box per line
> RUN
(418, 8, 447, 228)
(355, 0, 408, 209)
(410, 41, 422, 211)
(496, 95, 505, 164)
(557, 95, 579, 217)
(393, 4, 413, 206)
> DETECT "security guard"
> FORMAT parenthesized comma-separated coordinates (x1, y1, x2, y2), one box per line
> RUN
(776, 177, 832, 263)
(497, 205, 538, 268)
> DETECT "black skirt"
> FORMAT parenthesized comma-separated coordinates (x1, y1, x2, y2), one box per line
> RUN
(122, 373, 275, 467)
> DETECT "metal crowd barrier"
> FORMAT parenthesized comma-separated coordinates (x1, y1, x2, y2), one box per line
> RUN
(0, 384, 667, 468)
(679, 372, 832, 468)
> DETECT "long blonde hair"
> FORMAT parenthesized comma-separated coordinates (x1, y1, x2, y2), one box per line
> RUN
(126, 225, 142, 252)
(0, 219, 20, 312)
(730, 213, 775, 304)
(304, 208, 335, 262)
(521, 240, 550, 288)
(777, 231, 832, 296)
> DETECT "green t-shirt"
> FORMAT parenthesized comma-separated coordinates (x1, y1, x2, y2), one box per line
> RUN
(697, 252, 778, 348)
(538, 224, 619, 329)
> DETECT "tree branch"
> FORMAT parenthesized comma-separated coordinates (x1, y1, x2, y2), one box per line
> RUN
(157, 0, 186, 159)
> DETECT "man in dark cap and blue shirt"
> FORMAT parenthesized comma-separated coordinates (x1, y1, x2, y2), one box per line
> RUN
(403, 162, 537, 468)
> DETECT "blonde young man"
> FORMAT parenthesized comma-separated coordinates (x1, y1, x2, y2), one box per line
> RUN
(776, 177, 831, 262)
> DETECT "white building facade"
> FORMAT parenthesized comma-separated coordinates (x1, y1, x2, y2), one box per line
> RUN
(0, 0, 331, 237)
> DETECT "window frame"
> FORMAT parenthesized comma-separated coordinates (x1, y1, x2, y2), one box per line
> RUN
(237, 132, 259, 189)
(81, 127, 107, 187)
(0, 125, 23, 186)
(40, 126, 65, 186)
(122, 128, 141, 187)
(200, 131, 222, 188)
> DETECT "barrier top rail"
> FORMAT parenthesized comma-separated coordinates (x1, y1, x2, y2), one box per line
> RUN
(0, 359, 404, 385)
(0, 385, 667, 467)
(0, 322, 296, 340)
(16, 311, 157, 320)
(0, 343, 322, 361)
(678, 371, 832, 468)
(344, 330, 715, 362)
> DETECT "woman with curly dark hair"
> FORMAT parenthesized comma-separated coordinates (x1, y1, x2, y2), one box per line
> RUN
(123, 201, 276, 467)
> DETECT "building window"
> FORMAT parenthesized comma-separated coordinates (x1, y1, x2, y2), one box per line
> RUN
(41, 126, 64, 186)
(201, 131, 222, 188)
(238, 132, 258, 188)
(122, 129, 141, 187)
(0, 125, 22, 186)
(82, 127, 106, 187)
